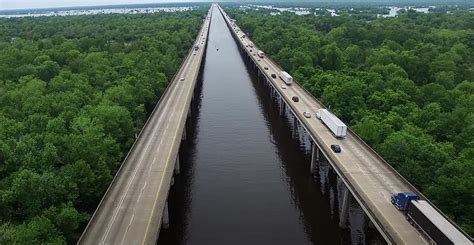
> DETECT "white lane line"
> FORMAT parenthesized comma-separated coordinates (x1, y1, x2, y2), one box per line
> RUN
(119, 214, 135, 245)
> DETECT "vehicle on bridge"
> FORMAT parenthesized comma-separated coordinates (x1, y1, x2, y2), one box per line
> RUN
(316, 109, 347, 138)
(292, 96, 299, 102)
(279, 71, 293, 85)
(331, 144, 341, 153)
(257, 50, 265, 58)
(391, 192, 472, 245)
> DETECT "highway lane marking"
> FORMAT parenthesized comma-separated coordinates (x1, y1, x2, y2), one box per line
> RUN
(100, 65, 184, 244)
(120, 214, 135, 245)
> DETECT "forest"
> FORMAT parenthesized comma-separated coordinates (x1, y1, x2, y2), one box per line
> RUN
(228, 8, 474, 236)
(0, 10, 204, 243)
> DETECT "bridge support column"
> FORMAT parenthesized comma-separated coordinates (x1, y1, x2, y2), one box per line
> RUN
(174, 155, 180, 175)
(339, 188, 351, 228)
(188, 107, 191, 118)
(182, 128, 187, 141)
(162, 201, 170, 229)
(310, 143, 319, 174)
(171, 177, 174, 186)
(292, 117, 298, 138)
(280, 99, 285, 116)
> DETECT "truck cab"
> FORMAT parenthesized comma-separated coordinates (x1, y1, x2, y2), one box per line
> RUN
(391, 192, 418, 211)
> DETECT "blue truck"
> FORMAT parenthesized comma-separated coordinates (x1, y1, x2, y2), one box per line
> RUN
(391, 192, 472, 245)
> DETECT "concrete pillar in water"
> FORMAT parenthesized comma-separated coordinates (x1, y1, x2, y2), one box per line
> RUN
(280, 98, 285, 116)
(339, 188, 351, 228)
(292, 116, 298, 138)
(174, 155, 180, 175)
(310, 142, 319, 174)
(162, 201, 170, 229)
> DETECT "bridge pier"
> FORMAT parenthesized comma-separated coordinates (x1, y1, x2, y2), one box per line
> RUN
(182, 128, 187, 141)
(310, 142, 319, 174)
(280, 98, 285, 116)
(174, 155, 180, 175)
(188, 107, 192, 118)
(292, 116, 298, 138)
(162, 201, 170, 229)
(339, 188, 351, 228)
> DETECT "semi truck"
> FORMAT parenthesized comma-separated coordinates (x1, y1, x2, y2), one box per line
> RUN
(391, 192, 472, 245)
(279, 71, 293, 85)
(316, 109, 347, 138)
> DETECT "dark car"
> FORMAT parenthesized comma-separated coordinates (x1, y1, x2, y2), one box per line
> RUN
(271, 74, 277, 79)
(264, 67, 268, 70)
(331, 144, 341, 153)
(292, 96, 299, 102)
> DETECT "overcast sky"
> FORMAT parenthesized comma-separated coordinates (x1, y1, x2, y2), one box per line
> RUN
(0, 0, 206, 10)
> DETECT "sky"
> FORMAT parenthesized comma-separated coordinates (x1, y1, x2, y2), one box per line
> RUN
(0, 0, 204, 10)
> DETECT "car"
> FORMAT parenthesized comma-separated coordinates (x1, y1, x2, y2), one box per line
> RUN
(264, 67, 268, 70)
(258, 59, 260, 61)
(281, 85, 286, 89)
(303, 111, 311, 118)
(180, 77, 185, 81)
(292, 96, 299, 102)
(271, 74, 277, 79)
(194, 45, 199, 50)
(249, 49, 252, 52)
(331, 144, 341, 153)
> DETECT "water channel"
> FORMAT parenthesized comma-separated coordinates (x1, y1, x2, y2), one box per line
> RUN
(158, 6, 383, 245)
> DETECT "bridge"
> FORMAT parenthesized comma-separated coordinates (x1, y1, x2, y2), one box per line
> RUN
(218, 5, 471, 245)
(78, 4, 472, 244)
(78, 6, 213, 245)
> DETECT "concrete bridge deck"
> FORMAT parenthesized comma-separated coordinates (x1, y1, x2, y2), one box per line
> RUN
(78, 6, 213, 245)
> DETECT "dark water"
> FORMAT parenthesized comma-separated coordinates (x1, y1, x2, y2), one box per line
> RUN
(158, 7, 383, 245)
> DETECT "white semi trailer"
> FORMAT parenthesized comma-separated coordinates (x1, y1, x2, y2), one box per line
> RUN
(316, 109, 347, 138)
(279, 71, 293, 85)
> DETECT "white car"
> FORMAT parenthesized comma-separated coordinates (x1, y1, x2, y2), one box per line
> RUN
(281, 85, 286, 89)
(303, 111, 311, 118)
(180, 77, 185, 81)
